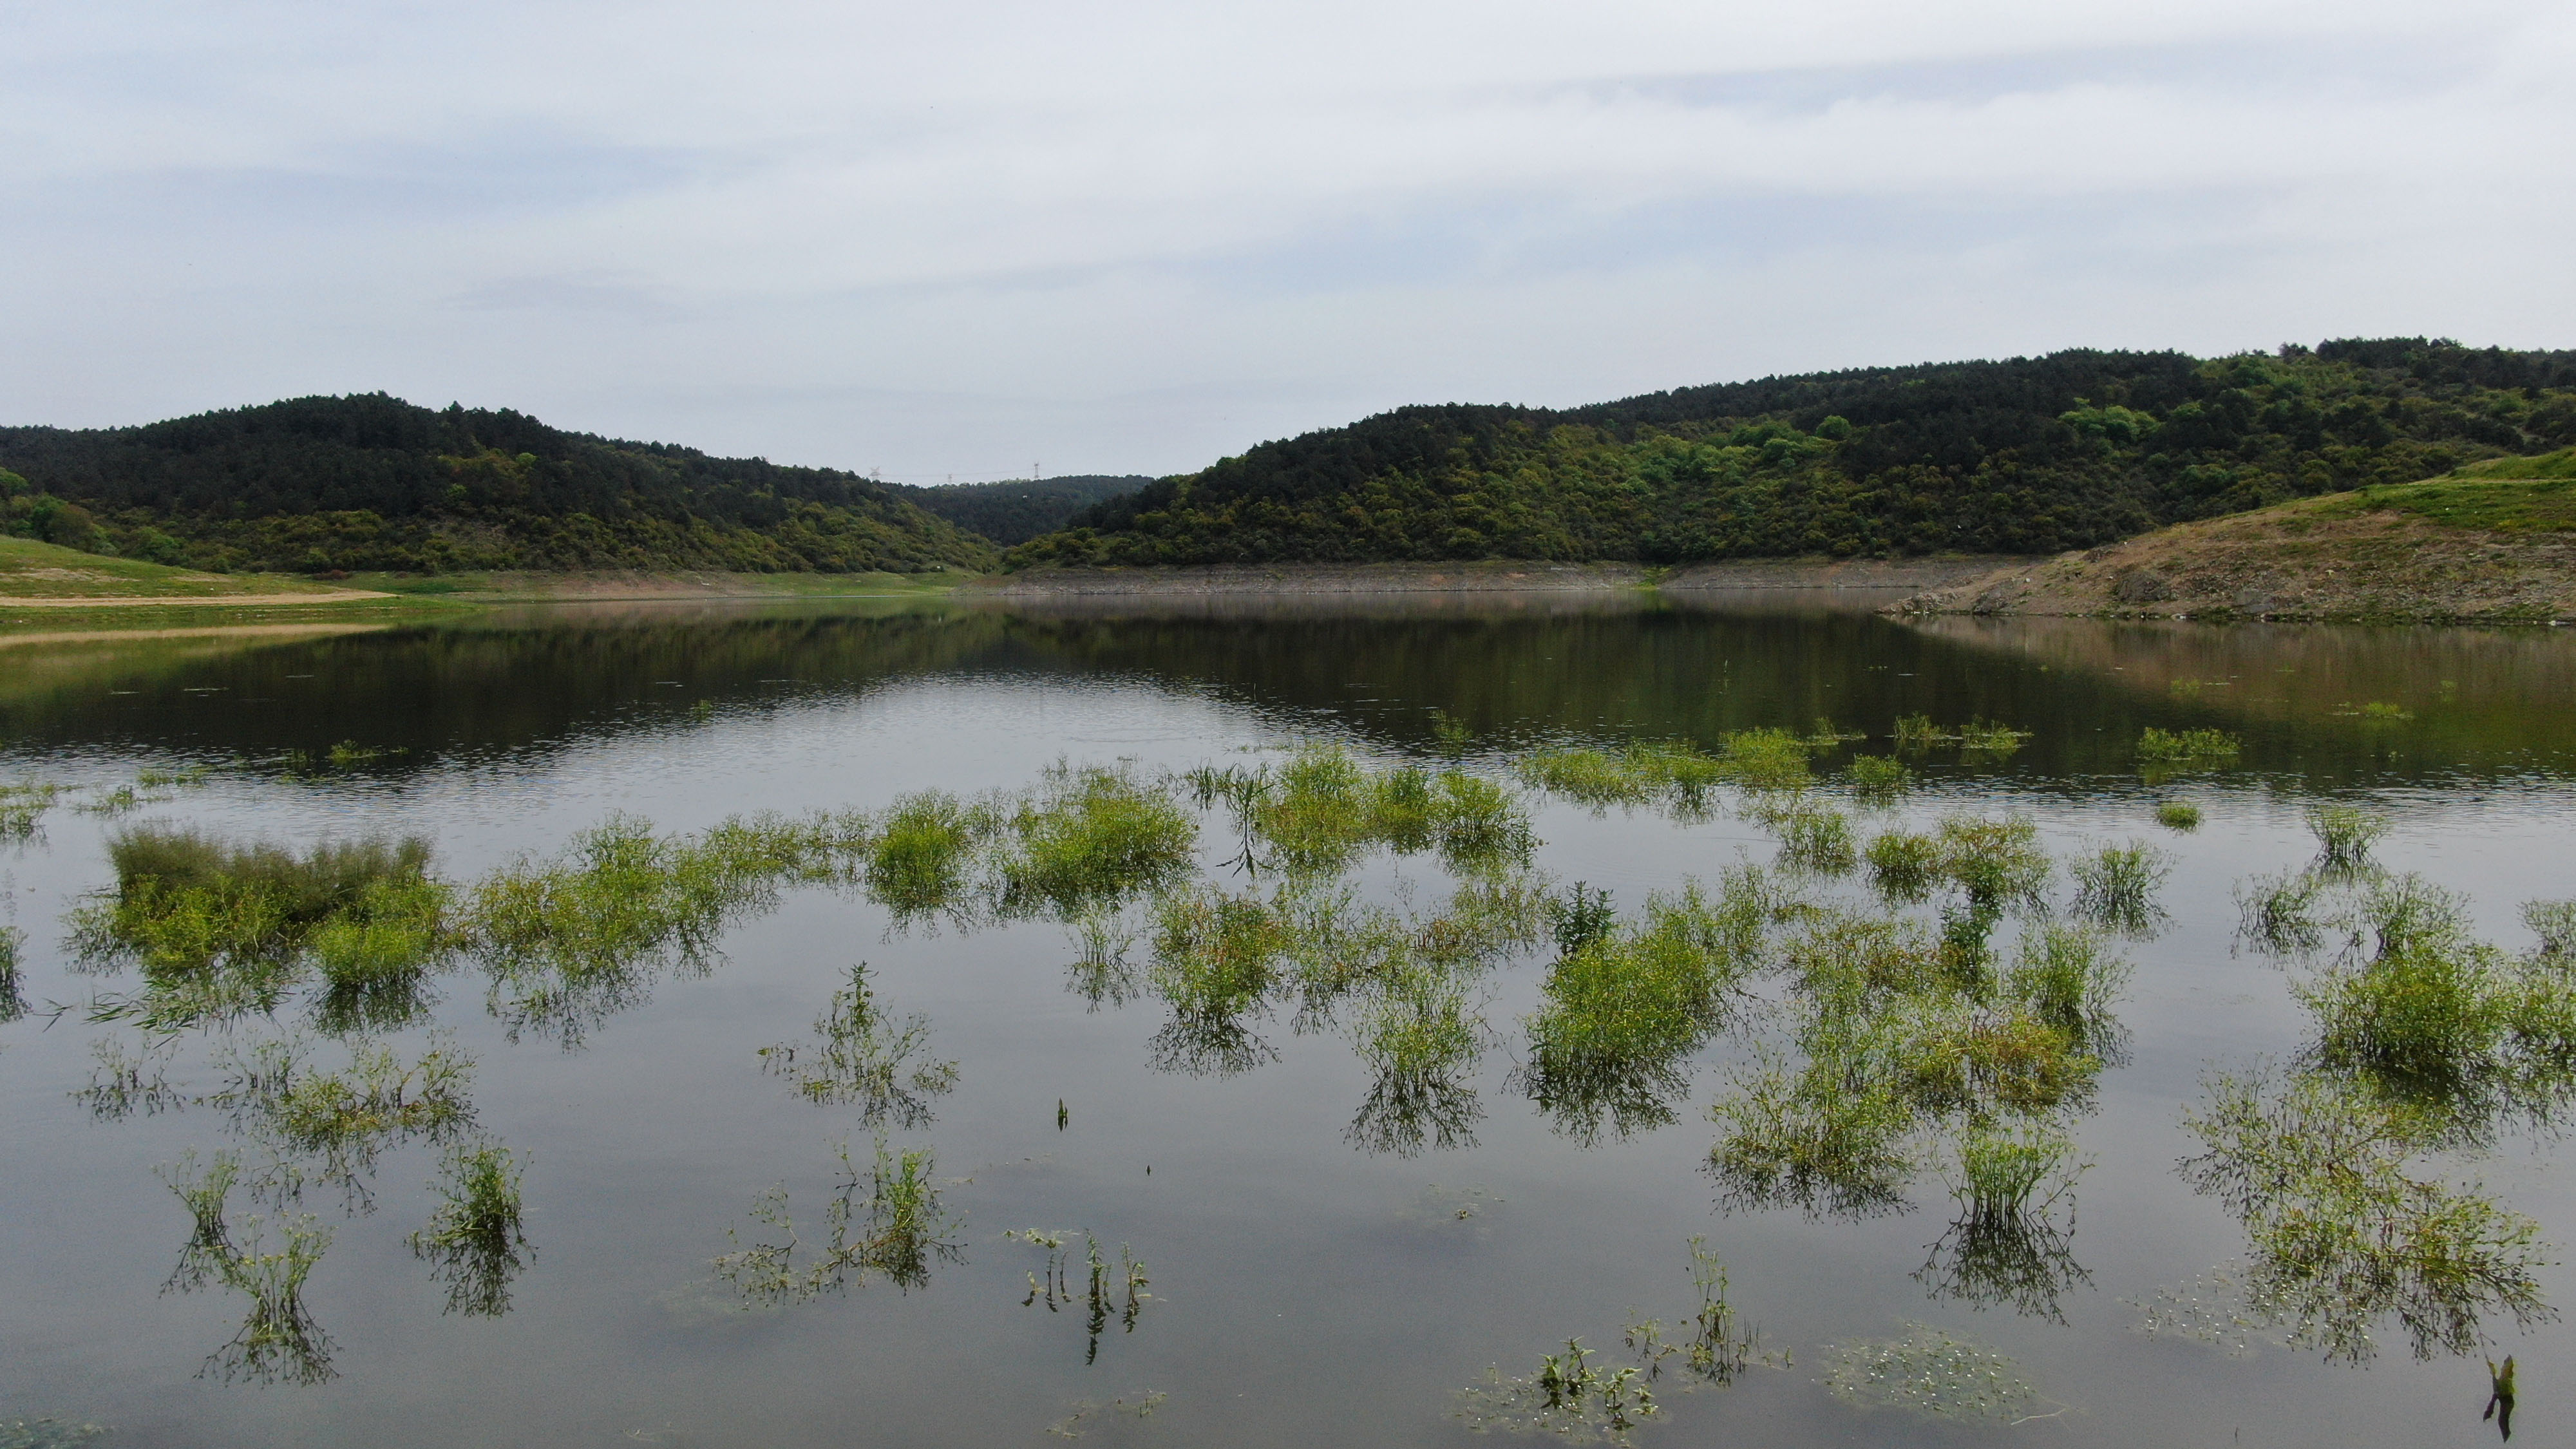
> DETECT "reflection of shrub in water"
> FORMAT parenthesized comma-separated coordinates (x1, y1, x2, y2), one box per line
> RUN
(2180, 1068, 2553, 1363)
(204, 1034, 477, 1212)
(758, 962, 959, 1130)
(155, 1148, 338, 1385)
(0, 925, 21, 1023)
(1347, 961, 1485, 1156)
(1914, 1124, 2092, 1321)
(410, 1141, 531, 1317)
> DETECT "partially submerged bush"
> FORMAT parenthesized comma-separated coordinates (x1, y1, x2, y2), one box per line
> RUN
(2005, 923, 2131, 1044)
(2156, 801, 2202, 831)
(2071, 841, 2172, 937)
(2180, 1068, 2554, 1362)
(0, 782, 61, 840)
(2137, 727, 2242, 763)
(999, 765, 1197, 918)
(1847, 754, 1909, 800)
(410, 1142, 531, 1317)
(1755, 798, 1856, 877)
(715, 1137, 964, 1304)
(759, 962, 959, 1129)
(2308, 804, 2391, 877)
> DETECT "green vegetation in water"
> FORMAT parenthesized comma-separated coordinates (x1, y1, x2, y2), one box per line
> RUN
(2157, 801, 2203, 831)
(1864, 816, 2051, 923)
(1200, 746, 1536, 876)
(1144, 884, 1291, 1077)
(409, 1141, 531, 1316)
(1819, 1325, 2040, 1422)
(1347, 954, 1486, 1157)
(996, 763, 1198, 918)
(1915, 1122, 2092, 1321)
(757, 962, 959, 1130)
(1517, 874, 1767, 1144)
(1514, 731, 1810, 817)
(714, 1136, 964, 1305)
(1751, 796, 1856, 877)
(0, 925, 23, 1024)
(1622, 1237, 1771, 1389)
(75, 1034, 184, 1121)
(1011, 1230, 1151, 1364)
(70, 828, 449, 1032)
(469, 812, 822, 1046)
(1456, 1338, 1661, 1446)
(1846, 754, 1909, 801)
(2179, 1066, 2554, 1363)
(2524, 899, 2576, 960)
(2309, 804, 2391, 877)
(156, 1148, 337, 1385)
(200, 1034, 478, 1212)
(2070, 841, 2172, 938)
(0, 781, 62, 840)
(1891, 716, 2032, 757)
(2137, 726, 2242, 764)
(2336, 701, 2418, 722)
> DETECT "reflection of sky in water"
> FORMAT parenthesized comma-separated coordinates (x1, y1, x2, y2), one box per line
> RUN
(1, 601, 2572, 1447)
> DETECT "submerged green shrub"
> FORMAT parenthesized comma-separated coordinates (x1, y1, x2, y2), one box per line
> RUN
(1520, 876, 1768, 1144)
(999, 764, 1197, 917)
(410, 1142, 531, 1317)
(2181, 1068, 2553, 1362)
(0, 782, 62, 840)
(758, 962, 958, 1129)
(2155, 801, 2202, 830)
(1865, 830, 1942, 904)
(2071, 841, 2172, 937)
(2005, 923, 2130, 1041)
(715, 1137, 965, 1305)
(860, 791, 992, 918)
(2308, 804, 2391, 876)
(1847, 754, 1909, 799)
(2137, 727, 2242, 762)
(2236, 869, 2327, 958)
(1754, 798, 1855, 876)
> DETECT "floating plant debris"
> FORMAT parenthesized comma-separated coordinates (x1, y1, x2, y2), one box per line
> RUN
(1819, 1324, 2039, 1421)
(1455, 1338, 1662, 1446)
(1045, 1390, 1166, 1440)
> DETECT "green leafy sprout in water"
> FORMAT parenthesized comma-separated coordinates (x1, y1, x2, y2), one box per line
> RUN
(409, 1141, 532, 1316)
(2156, 801, 2202, 831)
(714, 1136, 964, 1305)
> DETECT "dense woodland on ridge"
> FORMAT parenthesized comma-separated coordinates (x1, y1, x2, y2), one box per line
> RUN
(887, 475, 1153, 546)
(0, 395, 1000, 574)
(3, 339, 2571, 576)
(1010, 339, 2576, 567)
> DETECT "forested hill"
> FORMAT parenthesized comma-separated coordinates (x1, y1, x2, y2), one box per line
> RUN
(890, 475, 1151, 545)
(0, 394, 998, 575)
(1007, 339, 2576, 569)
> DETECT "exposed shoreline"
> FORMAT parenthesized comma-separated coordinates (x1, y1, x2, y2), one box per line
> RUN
(973, 556, 2029, 598)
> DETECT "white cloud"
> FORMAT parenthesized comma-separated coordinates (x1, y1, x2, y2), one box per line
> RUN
(0, 0, 2568, 478)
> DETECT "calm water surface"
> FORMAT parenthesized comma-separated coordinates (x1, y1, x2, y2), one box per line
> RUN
(4, 592, 2573, 1448)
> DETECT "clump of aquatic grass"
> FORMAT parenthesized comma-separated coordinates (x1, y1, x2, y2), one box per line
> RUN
(715, 1137, 964, 1303)
(2071, 840, 2172, 937)
(1956, 719, 2032, 756)
(2005, 923, 2131, 1044)
(2235, 869, 2327, 958)
(1891, 714, 1942, 751)
(1428, 771, 1538, 874)
(1846, 754, 1908, 800)
(198, 1211, 337, 1385)
(1546, 883, 1616, 957)
(469, 812, 820, 1045)
(1709, 1048, 1916, 1220)
(2524, 900, 2576, 960)
(857, 791, 996, 920)
(2137, 727, 2242, 763)
(1514, 731, 1808, 813)
(1431, 708, 1475, 756)
(758, 962, 958, 1129)
(1820, 1325, 2039, 1421)
(1200, 748, 1535, 875)
(2156, 801, 2202, 830)
(0, 782, 63, 840)
(410, 1141, 531, 1316)
(157, 1148, 244, 1293)
(67, 828, 449, 1032)
(1864, 831, 1941, 904)
(1937, 816, 2051, 916)
(75, 785, 146, 817)
(2179, 1067, 2554, 1362)
(1146, 885, 1291, 1075)
(1347, 960, 1486, 1156)
(2338, 701, 2416, 722)
(1456, 1338, 1662, 1446)
(1751, 797, 1855, 876)
(2307, 804, 2390, 877)
(1917, 1124, 2092, 1321)
(997, 764, 1197, 918)
(76, 1034, 185, 1121)
(0, 925, 22, 1024)
(136, 763, 213, 789)
(1517, 875, 1768, 1144)
(204, 1034, 477, 1211)
(1622, 1236, 1771, 1389)
(1515, 748, 1653, 811)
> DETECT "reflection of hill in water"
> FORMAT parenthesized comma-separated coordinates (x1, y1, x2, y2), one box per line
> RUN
(0, 598, 2570, 790)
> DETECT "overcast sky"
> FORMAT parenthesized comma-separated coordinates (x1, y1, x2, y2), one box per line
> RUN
(4, 1, 2570, 482)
